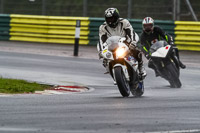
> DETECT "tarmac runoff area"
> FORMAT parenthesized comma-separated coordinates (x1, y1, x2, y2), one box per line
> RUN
(0, 41, 98, 96)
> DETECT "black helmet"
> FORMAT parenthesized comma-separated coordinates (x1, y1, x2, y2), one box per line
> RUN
(105, 8, 120, 28)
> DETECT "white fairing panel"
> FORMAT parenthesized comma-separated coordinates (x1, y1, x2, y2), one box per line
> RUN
(124, 57, 138, 72)
(151, 45, 171, 58)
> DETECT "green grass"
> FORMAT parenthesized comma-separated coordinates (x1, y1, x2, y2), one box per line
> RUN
(0, 78, 52, 94)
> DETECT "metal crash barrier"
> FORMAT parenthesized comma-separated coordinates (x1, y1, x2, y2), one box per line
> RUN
(175, 21, 200, 51)
(0, 14, 200, 51)
(9, 14, 90, 45)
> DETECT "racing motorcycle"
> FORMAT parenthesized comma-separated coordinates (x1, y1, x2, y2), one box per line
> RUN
(100, 36, 144, 97)
(149, 40, 182, 88)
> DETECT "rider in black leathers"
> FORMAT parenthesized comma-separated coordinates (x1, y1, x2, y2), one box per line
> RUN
(140, 17, 186, 76)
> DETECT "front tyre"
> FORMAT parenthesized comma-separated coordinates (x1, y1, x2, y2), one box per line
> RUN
(114, 66, 130, 97)
(166, 63, 182, 88)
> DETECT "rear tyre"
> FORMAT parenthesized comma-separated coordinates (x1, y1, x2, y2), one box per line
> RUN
(136, 81, 144, 97)
(114, 66, 130, 97)
(131, 81, 144, 97)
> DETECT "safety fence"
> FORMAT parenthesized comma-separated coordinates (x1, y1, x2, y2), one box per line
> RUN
(0, 14, 199, 51)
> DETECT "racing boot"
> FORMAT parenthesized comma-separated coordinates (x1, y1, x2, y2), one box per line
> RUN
(173, 47, 186, 69)
(154, 69, 160, 77)
(138, 61, 147, 80)
(179, 60, 186, 69)
(148, 59, 160, 77)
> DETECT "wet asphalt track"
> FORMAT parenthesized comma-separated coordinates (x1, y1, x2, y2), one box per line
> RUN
(0, 42, 200, 133)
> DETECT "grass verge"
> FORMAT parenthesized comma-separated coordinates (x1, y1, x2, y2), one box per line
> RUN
(0, 78, 52, 94)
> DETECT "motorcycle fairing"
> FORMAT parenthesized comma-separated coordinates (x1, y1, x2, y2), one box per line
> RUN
(151, 45, 171, 58)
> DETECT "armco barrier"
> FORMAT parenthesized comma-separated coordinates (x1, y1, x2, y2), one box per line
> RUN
(88, 18, 175, 46)
(175, 21, 200, 51)
(0, 14, 10, 40)
(0, 14, 175, 46)
(3, 14, 198, 52)
(9, 14, 90, 44)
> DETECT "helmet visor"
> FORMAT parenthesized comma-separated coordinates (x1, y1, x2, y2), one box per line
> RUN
(143, 24, 153, 32)
(106, 16, 118, 28)
(106, 17, 115, 24)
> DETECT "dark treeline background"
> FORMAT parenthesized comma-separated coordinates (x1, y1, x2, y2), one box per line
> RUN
(0, 0, 199, 21)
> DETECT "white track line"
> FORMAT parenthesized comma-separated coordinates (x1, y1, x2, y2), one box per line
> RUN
(143, 129, 200, 133)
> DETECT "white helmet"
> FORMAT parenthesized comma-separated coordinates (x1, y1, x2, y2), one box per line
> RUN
(142, 17, 154, 33)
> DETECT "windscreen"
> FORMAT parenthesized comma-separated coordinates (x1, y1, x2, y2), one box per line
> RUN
(150, 41, 168, 53)
(106, 36, 121, 52)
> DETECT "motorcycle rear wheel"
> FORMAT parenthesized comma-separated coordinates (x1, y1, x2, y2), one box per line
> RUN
(131, 81, 144, 97)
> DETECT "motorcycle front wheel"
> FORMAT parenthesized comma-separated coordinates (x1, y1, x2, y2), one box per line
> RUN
(166, 63, 182, 88)
(114, 66, 130, 97)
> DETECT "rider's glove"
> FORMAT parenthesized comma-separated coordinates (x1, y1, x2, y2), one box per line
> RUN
(131, 41, 137, 47)
(169, 41, 176, 47)
(129, 44, 136, 51)
(145, 54, 151, 60)
(119, 37, 129, 46)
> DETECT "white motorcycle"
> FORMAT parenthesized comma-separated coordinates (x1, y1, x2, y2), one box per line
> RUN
(100, 36, 144, 97)
(150, 40, 182, 88)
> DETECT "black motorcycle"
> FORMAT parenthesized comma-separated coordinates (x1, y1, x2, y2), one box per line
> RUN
(149, 41, 181, 88)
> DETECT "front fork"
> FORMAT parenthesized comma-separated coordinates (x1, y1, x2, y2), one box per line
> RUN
(112, 64, 130, 82)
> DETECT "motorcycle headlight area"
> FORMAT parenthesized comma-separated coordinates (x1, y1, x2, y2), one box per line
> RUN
(106, 52, 112, 58)
(116, 47, 126, 58)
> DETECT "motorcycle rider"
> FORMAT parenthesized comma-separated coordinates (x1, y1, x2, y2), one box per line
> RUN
(97, 7, 146, 78)
(140, 17, 186, 76)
